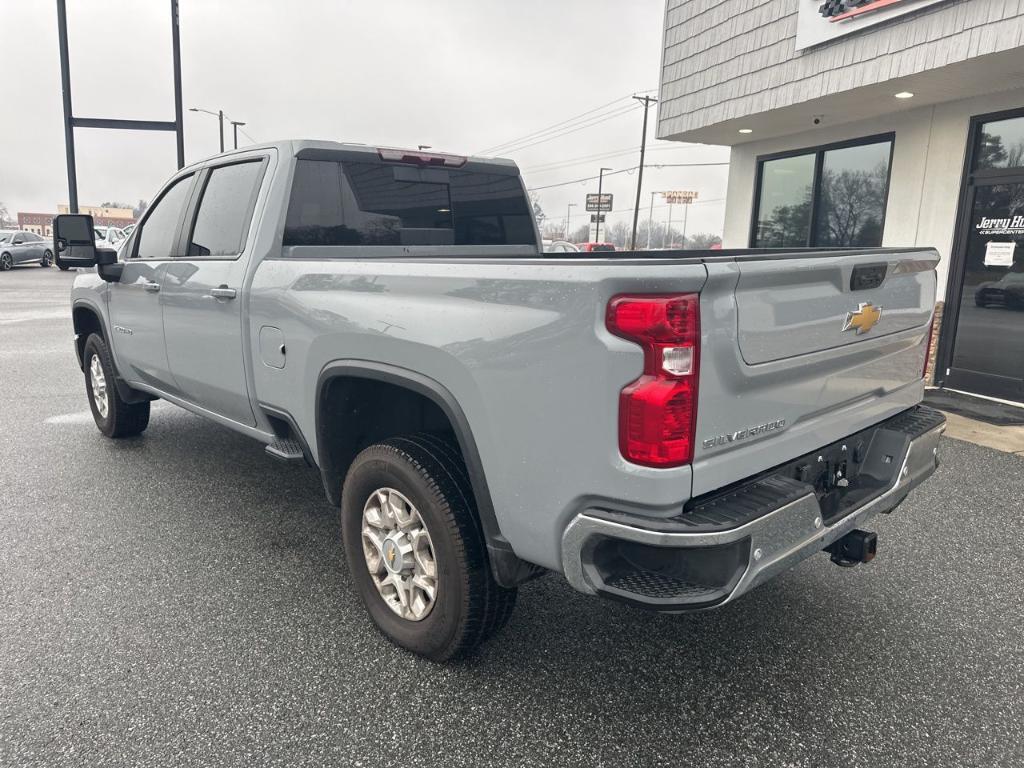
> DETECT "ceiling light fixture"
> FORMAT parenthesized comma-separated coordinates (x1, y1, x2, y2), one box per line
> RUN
(738, 128, 753, 134)
(894, 91, 914, 99)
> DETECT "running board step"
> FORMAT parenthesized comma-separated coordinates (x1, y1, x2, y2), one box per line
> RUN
(266, 437, 305, 463)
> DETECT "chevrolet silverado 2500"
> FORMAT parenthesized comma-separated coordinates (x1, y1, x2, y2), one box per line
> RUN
(55, 141, 944, 661)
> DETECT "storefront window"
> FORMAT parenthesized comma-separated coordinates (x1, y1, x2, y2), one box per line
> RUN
(814, 142, 890, 247)
(752, 136, 892, 248)
(752, 154, 814, 248)
(975, 116, 1024, 170)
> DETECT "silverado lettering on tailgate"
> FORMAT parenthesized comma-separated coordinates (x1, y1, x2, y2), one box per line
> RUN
(702, 419, 787, 450)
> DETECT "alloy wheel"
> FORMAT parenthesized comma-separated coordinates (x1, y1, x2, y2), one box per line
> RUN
(361, 487, 438, 621)
(89, 353, 109, 419)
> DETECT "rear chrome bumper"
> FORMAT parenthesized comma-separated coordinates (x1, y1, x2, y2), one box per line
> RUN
(561, 406, 946, 611)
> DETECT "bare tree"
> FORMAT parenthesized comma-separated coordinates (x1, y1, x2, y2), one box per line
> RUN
(569, 224, 589, 243)
(685, 232, 722, 250)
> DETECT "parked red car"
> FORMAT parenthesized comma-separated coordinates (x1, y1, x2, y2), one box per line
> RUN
(575, 242, 616, 252)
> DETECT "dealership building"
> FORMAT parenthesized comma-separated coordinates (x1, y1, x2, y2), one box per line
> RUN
(658, 0, 1024, 404)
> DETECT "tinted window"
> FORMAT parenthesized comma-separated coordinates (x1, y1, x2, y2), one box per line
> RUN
(752, 138, 891, 248)
(284, 159, 534, 247)
(814, 141, 890, 247)
(753, 153, 814, 248)
(975, 116, 1024, 170)
(188, 161, 264, 257)
(136, 175, 192, 259)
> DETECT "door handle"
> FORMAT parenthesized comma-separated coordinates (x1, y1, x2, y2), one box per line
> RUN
(143, 281, 161, 293)
(209, 286, 237, 300)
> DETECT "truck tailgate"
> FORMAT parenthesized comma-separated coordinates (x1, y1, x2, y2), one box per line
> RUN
(692, 248, 938, 497)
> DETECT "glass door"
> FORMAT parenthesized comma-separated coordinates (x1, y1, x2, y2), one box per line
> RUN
(943, 111, 1024, 402)
(945, 179, 1024, 400)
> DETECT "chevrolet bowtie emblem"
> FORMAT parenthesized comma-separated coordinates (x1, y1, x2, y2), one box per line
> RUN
(842, 302, 882, 334)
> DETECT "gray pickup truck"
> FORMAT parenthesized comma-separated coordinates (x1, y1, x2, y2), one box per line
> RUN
(55, 141, 945, 661)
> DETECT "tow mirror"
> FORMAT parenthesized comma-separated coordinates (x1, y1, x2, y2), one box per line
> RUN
(53, 214, 99, 270)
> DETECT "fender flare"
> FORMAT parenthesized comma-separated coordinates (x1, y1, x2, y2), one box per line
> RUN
(72, 300, 152, 405)
(315, 360, 538, 587)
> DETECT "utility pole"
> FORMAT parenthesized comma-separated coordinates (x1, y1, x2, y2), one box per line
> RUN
(665, 202, 674, 249)
(629, 94, 657, 251)
(681, 201, 690, 248)
(647, 191, 657, 250)
(566, 202, 577, 239)
(595, 166, 611, 243)
(231, 120, 246, 149)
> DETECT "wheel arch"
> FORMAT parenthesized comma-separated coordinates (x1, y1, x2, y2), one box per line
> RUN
(315, 360, 539, 587)
(72, 300, 152, 405)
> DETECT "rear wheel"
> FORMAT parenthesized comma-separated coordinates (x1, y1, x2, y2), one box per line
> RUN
(83, 333, 150, 438)
(341, 435, 516, 661)
(40, 250, 53, 267)
(0, 253, 12, 271)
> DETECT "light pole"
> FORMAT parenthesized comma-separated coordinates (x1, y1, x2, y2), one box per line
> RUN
(418, 144, 432, 151)
(595, 166, 612, 243)
(190, 107, 224, 153)
(230, 120, 246, 149)
(665, 202, 674, 249)
(566, 202, 577, 240)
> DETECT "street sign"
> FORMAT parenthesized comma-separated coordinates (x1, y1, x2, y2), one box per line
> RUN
(589, 214, 605, 224)
(586, 193, 613, 212)
(661, 190, 698, 205)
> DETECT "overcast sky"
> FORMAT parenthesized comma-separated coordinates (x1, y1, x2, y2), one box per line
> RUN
(0, 0, 729, 238)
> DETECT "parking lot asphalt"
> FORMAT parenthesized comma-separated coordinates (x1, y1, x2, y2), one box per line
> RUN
(1, 265, 1023, 768)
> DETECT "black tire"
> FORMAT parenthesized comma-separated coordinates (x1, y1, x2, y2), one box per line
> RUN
(0, 253, 12, 271)
(82, 333, 150, 438)
(58, 264, 70, 271)
(40, 250, 53, 267)
(341, 435, 516, 661)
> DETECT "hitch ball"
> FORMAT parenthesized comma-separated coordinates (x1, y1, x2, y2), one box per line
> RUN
(826, 529, 877, 567)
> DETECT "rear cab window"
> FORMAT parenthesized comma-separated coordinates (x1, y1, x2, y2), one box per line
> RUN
(283, 151, 536, 249)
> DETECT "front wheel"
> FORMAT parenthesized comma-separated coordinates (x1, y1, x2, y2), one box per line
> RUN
(341, 435, 516, 661)
(83, 333, 150, 438)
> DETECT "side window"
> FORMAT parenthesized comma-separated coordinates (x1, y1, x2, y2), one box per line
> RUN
(12, 232, 25, 244)
(135, 175, 193, 259)
(187, 161, 264, 257)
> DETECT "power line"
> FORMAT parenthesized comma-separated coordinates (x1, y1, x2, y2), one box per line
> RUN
(526, 162, 729, 192)
(487, 103, 640, 156)
(475, 94, 633, 155)
(522, 144, 687, 174)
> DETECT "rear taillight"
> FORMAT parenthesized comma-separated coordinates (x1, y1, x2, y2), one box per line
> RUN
(606, 294, 700, 467)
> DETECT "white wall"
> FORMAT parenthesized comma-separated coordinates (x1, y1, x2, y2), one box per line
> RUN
(722, 86, 1024, 298)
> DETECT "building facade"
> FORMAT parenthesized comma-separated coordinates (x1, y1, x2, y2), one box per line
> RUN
(18, 205, 135, 236)
(658, 0, 1024, 404)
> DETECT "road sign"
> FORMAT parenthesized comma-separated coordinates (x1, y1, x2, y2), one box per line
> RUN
(661, 190, 698, 205)
(586, 193, 613, 212)
(589, 214, 605, 224)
